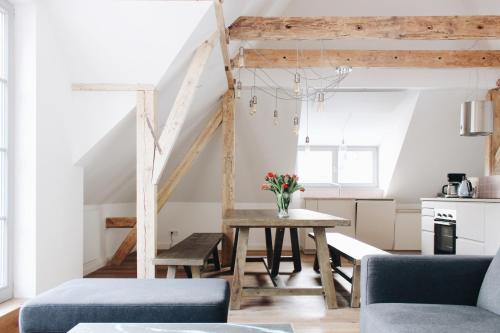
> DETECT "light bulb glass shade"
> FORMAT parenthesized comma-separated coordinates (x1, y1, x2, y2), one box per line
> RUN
(273, 109, 279, 126)
(238, 47, 245, 68)
(460, 100, 494, 136)
(293, 116, 299, 135)
(236, 81, 242, 99)
(249, 100, 257, 116)
(336, 65, 353, 75)
(252, 95, 257, 105)
(317, 92, 325, 112)
(294, 73, 301, 96)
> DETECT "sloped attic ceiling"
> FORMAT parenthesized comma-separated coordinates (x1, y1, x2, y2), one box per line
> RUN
(70, 0, 500, 205)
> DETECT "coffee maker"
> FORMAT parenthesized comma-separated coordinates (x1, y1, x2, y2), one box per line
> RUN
(442, 173, 466, 198)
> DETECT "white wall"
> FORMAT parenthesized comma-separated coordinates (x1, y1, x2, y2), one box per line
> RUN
(13, 1, 84, 297)
(387, 89, 487, 203)
(13, 1, 37, 298)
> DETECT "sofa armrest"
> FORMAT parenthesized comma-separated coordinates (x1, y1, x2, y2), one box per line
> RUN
(361, 255, 493, 307)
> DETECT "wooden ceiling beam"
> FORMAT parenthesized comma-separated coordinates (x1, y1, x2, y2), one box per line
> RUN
(235, 49, 500, 68)
(229, 16, 500, 40)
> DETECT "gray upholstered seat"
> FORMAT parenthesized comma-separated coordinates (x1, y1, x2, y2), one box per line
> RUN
(19, 278, 230, 333)
(364, 303, 500, 333)
(360, 252, 499, 333)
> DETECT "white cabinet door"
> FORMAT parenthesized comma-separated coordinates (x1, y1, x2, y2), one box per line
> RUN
(456, 238, 484, 255)
(484, 204, 500, 255)
(355, 200, 396, 250)
(456, 203, 485, 242)
(421, 215, 434, 232)
(395, 212, 421, 251)
(421, 230, 434, 255)
(317, 199, 356, 237)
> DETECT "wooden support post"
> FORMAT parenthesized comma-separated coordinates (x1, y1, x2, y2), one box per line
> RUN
(486, 83, 500, 175)
(221, 90, 235, 267)
(136, 90, 158, 279)
(153, 32, 217, 184)
(213, 0, 234, 89)
(157, 106, 223, 211)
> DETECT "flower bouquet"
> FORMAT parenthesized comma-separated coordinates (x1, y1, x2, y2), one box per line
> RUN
(261, 172, 305, 218)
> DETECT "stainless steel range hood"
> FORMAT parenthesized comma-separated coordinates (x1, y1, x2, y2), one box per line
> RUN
(460, 100, 494, 136)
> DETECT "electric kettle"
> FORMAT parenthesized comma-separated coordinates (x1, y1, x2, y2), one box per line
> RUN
(458, 176, 473, 198)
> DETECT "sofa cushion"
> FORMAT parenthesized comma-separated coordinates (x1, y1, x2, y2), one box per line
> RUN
(19, 278, 230, 333)
(477, 248, 500, 315)
(363, 303, 500, 333)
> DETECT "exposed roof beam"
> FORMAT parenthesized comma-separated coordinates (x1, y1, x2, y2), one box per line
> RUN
(229, 16, 500, 40)
(235, 49, 500, 68)
(213, 0, 234, 89)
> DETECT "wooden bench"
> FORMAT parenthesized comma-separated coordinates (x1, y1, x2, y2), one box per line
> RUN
(153, 233, 223, 279)
(308, 232, 390, 308)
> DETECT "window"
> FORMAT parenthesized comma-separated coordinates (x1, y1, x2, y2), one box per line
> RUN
(0, 0, 12, 303)
(297, 146, 378, 187)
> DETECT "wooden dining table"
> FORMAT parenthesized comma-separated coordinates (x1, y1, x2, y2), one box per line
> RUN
(223, 208, 350, 310)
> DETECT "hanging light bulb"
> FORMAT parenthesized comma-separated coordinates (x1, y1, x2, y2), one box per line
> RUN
(293, 115, 300, 135)
(273, 109, 279, 126)
(236, 80, 242, 99)
(238, 47, 245, 68)
(304, 136, 311, 153)
(294, 73, 301, 96)
(317, 91, 325, 112)
(249, 98, 257, 116)
(336, 65, 353, 75)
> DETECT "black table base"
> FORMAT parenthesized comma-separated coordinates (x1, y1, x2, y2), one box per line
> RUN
(230, 227, 302, 281)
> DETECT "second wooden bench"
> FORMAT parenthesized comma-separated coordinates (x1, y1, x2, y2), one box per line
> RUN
(153, 233, 223, 279)
(308, 232, 390, 308)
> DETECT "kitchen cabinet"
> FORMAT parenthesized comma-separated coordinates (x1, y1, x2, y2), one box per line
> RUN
(302, 198, 395, 252)
(421, 230, 434, 255)
(394, 210, 421, 250)
(456, 238, 484, 255)
(356, 200, 396, 250)
(456, 203, 484, 242)
(421, 199, 500, 256)
(484, 204, 500, 255)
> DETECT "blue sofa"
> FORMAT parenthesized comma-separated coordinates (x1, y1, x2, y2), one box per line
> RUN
(19, 278, 230, 333)
(361, 251, 500, 333)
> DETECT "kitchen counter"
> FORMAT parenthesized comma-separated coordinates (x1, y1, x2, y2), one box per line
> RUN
(421, 197, 500, 203)
(302, 196, 394, 201)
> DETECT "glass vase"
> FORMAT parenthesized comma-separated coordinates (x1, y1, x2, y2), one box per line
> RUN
(276, 192, 291, 218)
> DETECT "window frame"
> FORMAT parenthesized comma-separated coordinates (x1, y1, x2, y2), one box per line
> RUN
(0, 0, 14, 303)
(297, 145, 379, 188)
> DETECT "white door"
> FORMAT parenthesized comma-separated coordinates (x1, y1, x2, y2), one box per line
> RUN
(355, 200, 396, 250)
(0, 0, 12, 303)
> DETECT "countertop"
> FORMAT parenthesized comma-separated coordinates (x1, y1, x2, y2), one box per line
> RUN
(421, 197, 500, 203)
(301, 196, 394, 201)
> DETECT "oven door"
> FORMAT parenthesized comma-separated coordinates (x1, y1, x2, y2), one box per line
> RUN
(434, 222, 456, 255)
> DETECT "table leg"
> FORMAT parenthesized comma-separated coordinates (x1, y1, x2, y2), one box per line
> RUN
(230, 227, 249, 310)
(289, 228, 302, 272)
(270, 228, 285, 278)
(265, 228, 273, 266)
(166, 266, 177, 279)
(191, 266, 201, 278)
(212, 247, 221, 271)
(351, 263, 361, 308)
(230, 228, 239, 273)
(183, 266, 192, 278)
(313, 227, 338, 309)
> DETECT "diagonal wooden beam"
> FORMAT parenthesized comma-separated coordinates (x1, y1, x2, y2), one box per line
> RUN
(213, 0, 234, 89)
(153, 32, 217, 184)
(110, 225, 137, 266)
(229, 16, 500, 40)
(157, 105, 224, 211)
(236, 49, 500, 68)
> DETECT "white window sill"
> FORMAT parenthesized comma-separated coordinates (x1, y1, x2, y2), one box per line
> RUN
(0, 298, 26, 316)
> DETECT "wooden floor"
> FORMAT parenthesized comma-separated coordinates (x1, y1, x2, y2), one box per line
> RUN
(87, 251, 360, 333)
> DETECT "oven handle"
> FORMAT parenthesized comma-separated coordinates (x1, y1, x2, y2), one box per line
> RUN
(434, 220, 456, 226)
